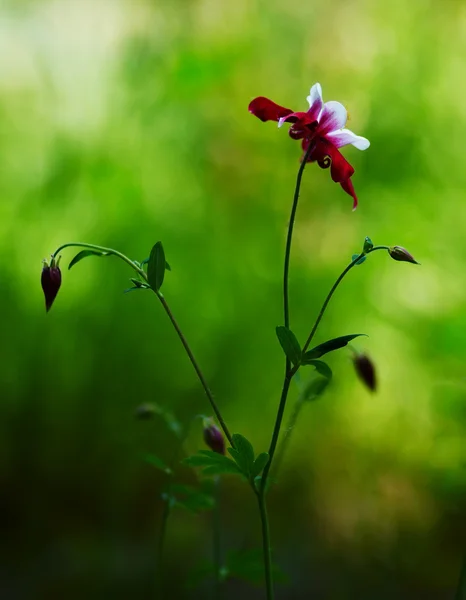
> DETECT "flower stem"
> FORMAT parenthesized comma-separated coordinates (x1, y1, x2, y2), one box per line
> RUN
(157, 295, 233, 446)
(455, 554, 466, 600)
(283, 142, 315, 330)
(257, 490, 274, 600)
(301, 252, 365, 353)
(213, 476, 222, 599)
(52, 242, 233, 446)
(301, 245, 390, 353)
(271, 396, 304, 477)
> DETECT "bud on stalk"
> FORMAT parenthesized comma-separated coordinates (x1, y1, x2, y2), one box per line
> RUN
(203, 418, 225, 455)
(41, 256, 62, 312)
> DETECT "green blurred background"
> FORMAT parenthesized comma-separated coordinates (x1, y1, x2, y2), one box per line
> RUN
(2, 0, 466, 598)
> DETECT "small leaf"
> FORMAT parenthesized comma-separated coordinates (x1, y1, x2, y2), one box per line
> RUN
(302, 377, 330, 402)
(351, 254, 367, 265)
(183, 451, 242, 477)
(275, 326, 302, 366)
(301, 359, 333, 380)
(141, 256, 171, 271)
(143, 453, 172, 474)
(251, 452, 269, 478)
(304, 334, 367, 360)
(68, 250, 110, 270)
(147, 242, 166, 292)
(170, 484, 215, 513)
(228, 433, 255, 477)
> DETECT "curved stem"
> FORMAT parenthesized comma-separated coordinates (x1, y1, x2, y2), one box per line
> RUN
(213, 477, 222, 599)
(53, 242, 146, 278)
(302, 245, 389, 353)
(53, 242, 233, 446)
(257, 491, 274, 600)
(302, 252, 364, 353)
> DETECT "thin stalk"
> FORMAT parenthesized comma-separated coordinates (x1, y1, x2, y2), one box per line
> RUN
(302, 252, 365, 353)
(156, 491, 172, 586)
(272, 397, 304, 477)
(52, 242, 232, 445)
(455, 554, 466, 600)
(213, 476, 222, 599)
(157, 296, 232, 446)
(302, 245, 389, 353)
(257, 491, 274, 600)
(283, 142, 315, 330)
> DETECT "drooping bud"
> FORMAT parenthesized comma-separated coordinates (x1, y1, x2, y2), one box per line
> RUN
(203, 418, 225, 455)
(352, 352, 377, 392)
(388, 246, 419, 265)
(41, 256, 62, 312)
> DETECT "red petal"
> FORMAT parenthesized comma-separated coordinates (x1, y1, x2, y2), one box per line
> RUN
(303, 137, 359, 208)
(340, 178, 358, 210)
(248, 97, 293, 122)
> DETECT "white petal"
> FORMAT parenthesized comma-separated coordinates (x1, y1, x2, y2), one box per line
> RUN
(327, 128, 370, 150)
(306, 83, 323, 108)
(318, 101, 348, 134)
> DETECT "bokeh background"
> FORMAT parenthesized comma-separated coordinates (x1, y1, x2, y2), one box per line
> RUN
(2, 0, 466, 598)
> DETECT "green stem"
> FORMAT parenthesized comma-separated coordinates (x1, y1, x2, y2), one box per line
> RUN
(272, 397, 304, 477)
(301, 245, 389, 354)
(283, 142, 315, 330)
(261, 143, 315, 492)
(156, 490, 172, 587)
(52, 242, 233, 446)
(213, 477, 222, 599)
(157, 295, 233, 446)
(455, 554, 466, 600)
(257, 491, 274, 600)
(301, 252, 365, 353)
(53, 242, 146, 278)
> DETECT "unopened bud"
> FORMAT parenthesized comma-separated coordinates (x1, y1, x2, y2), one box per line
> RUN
(203, 418, 225, 455)
(388, 246, 419, 265)
(363, 236, 373, 253)
(352, 352, 377, 392)
(41, 256, 62, 312)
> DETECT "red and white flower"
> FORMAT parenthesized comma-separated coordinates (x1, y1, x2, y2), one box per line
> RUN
(248, 83, 370, 209)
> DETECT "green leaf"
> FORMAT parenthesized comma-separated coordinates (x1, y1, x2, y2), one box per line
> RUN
(302, 377, 330, 402)
(183, 451, 242, 477)
(301, 359, 333, 380)
(141, 256, 171, 271)
(304, 334, 367, 360)
(170, 484, 214, 513)
(147, 242, 166, 292)
(143, 453, 172, 474)
(68, 250, 111, 270)
(351, 254, 367, 265)
(251, 452, 269, 478)
(363, 236, 374, 252)
(275, 326, 302, 366)
(228, 433, 255, 478)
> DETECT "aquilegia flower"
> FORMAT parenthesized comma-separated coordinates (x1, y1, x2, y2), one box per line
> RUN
(248, 83, 370, 209)
(203, 417, 225, 455)
(41, 255, 62, 312)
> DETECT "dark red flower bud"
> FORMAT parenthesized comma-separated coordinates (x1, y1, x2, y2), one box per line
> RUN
(41, 256, 62, 312)
(352, 352, 377, 392)
(203, 418, 225, 455)
(388, 246, 419, 265)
